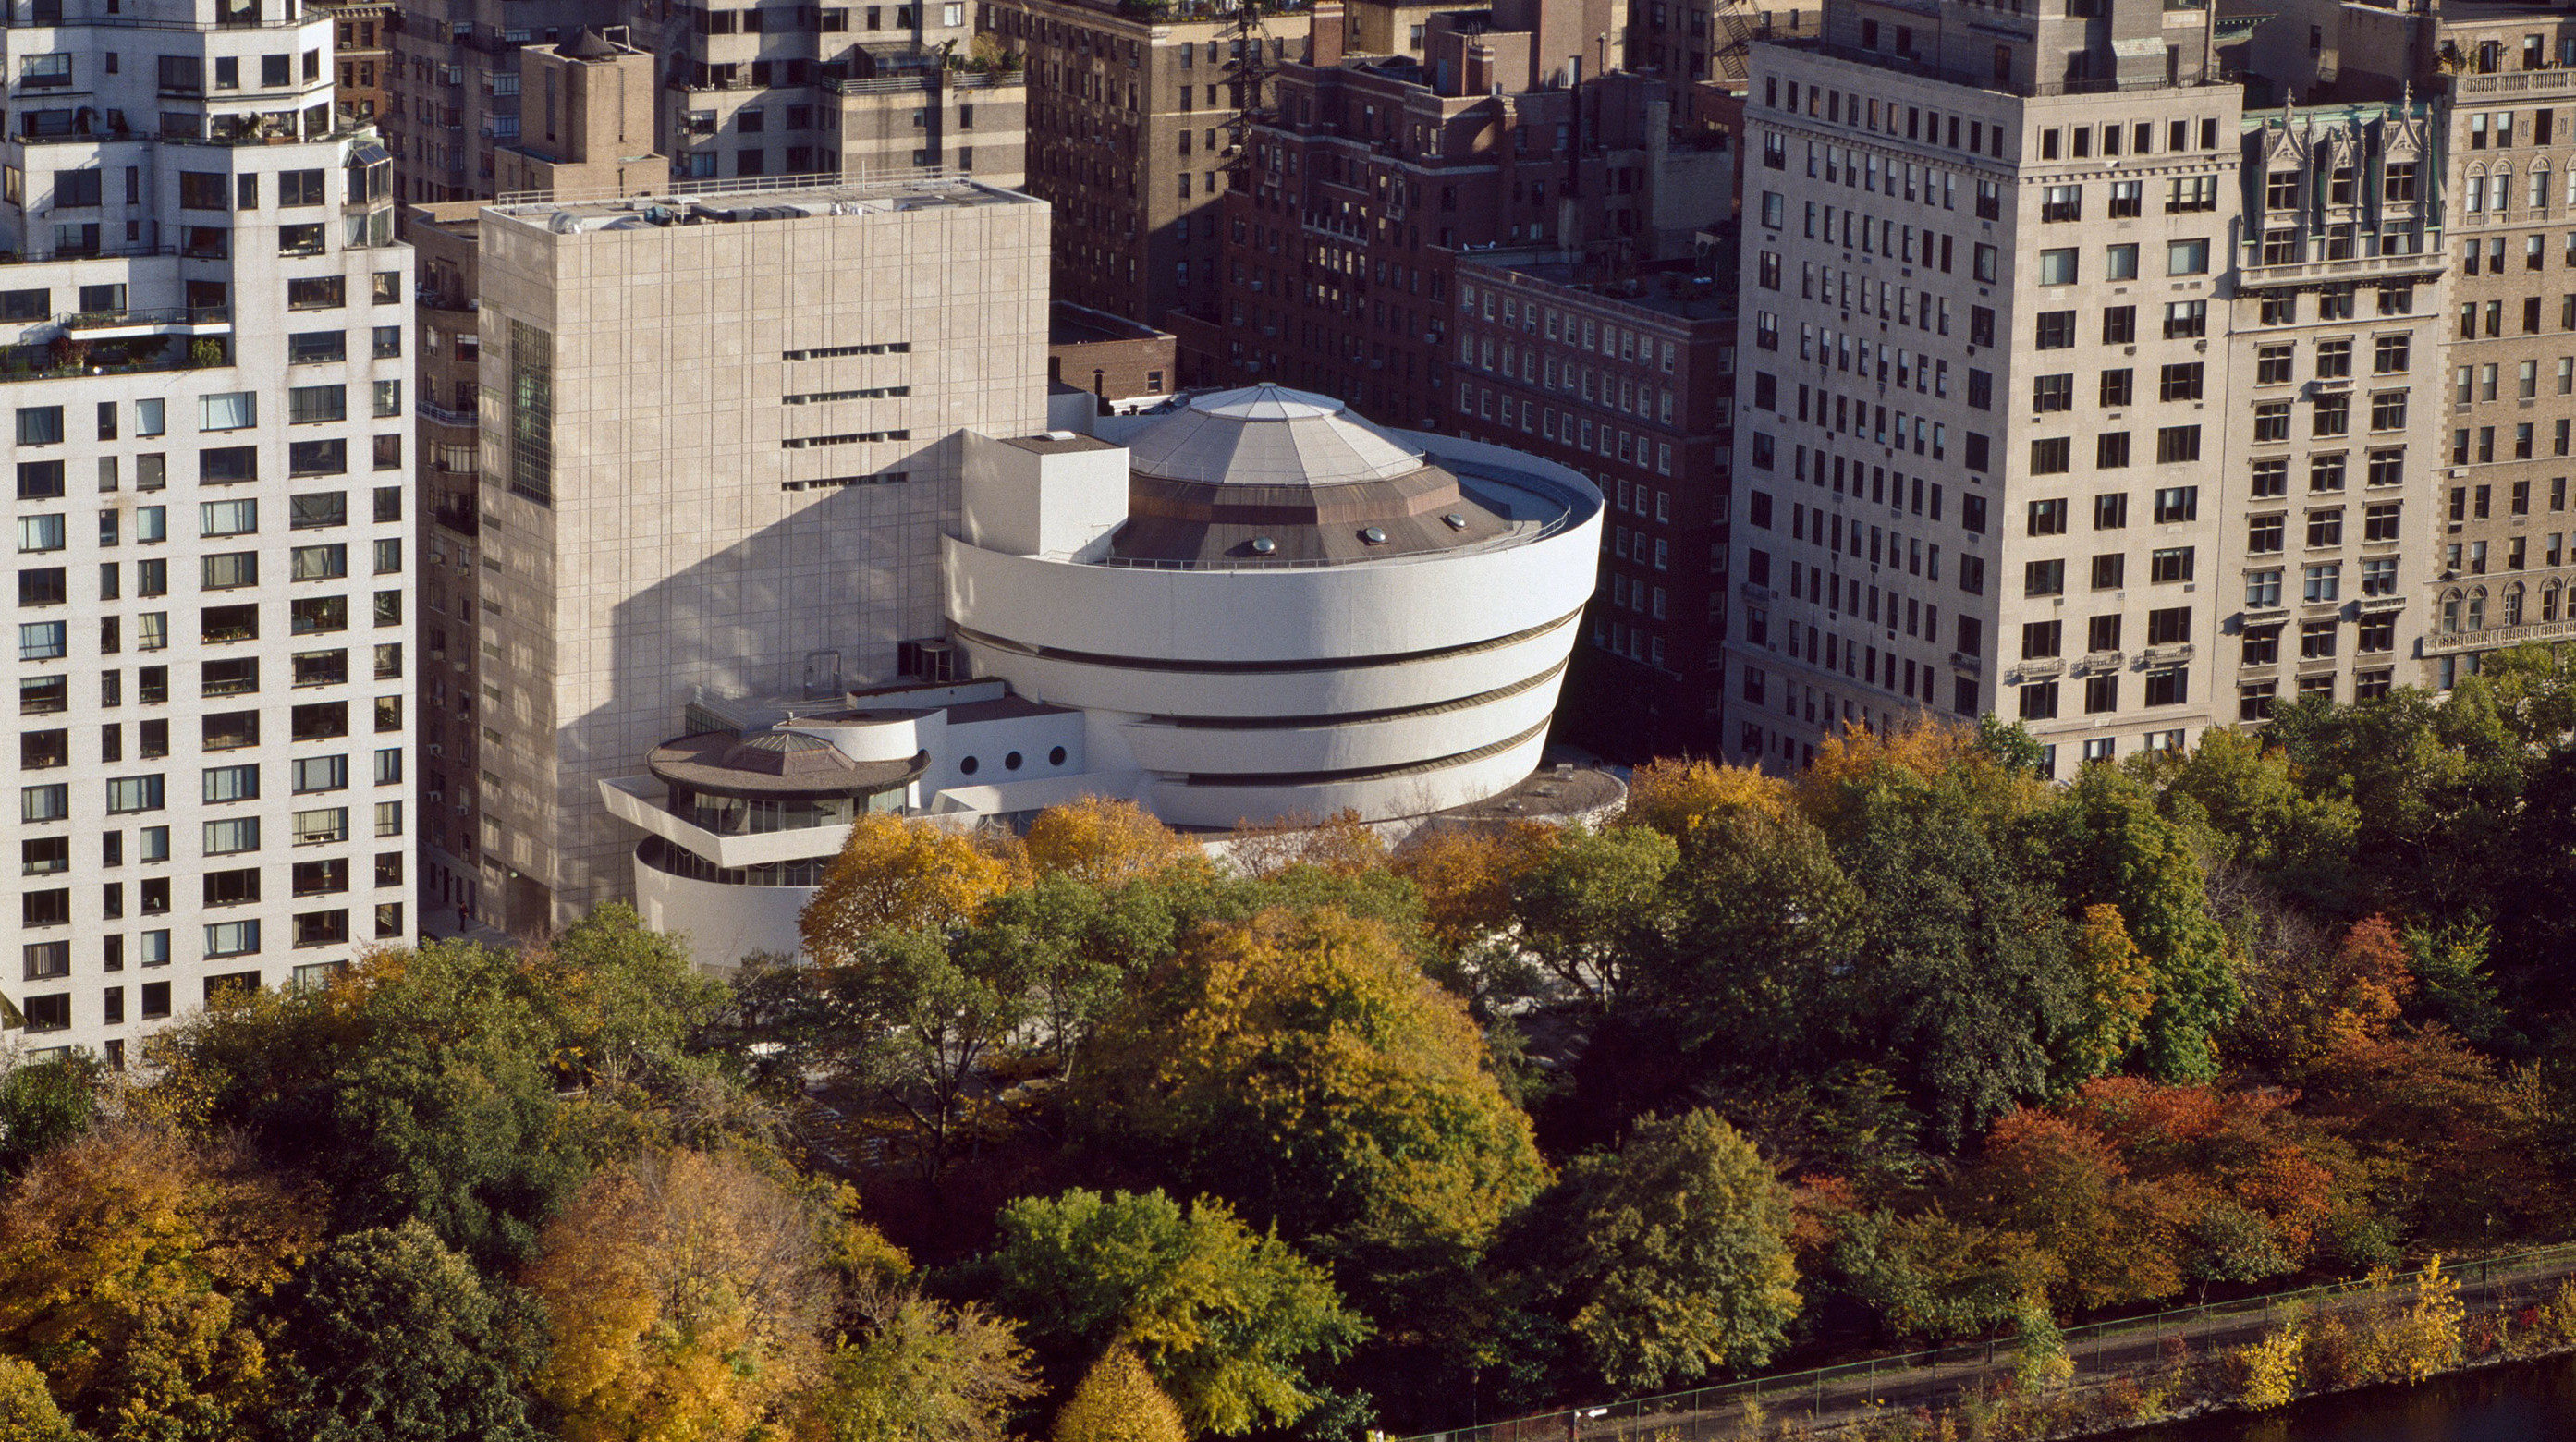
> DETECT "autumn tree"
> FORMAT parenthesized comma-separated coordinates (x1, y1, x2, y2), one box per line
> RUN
(2041, 766, 2239, 1082)
(1501, 1110, 1801, 1393)
(1612, 805, 1862, 1084)
(1507, 823, 1679, 1010)
(980, 1188, 1361, 1435)
(0, 1356, 79, 1442)
(2057, 905, 2156, 1091)
(1618, 757, 1793, 840)
(0, 1122, 318, 1442)
(1079, 910, 1547, 1277)
(801, 813, 1019, 955)
(1053, 1345, 1187, 1442)
(1388, 825, 1538, 949)
(523, 1149, 837, 1442)
(1076, 907, 1546, 1418)
(0, 1051, 105, 1177)
(1826, 1206, 2051, 1342)
(1833, 783, 2078, 1148)
(2121, 728, 2359, 904)
(1024, 797, 1193, 886)
(146, 937, 594, 1268)
(262, 1220, 544, 1442)
(810, 1290, 1039, 1442)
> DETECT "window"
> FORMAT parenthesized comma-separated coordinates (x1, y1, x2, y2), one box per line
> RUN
(2144, 667, 2190, 707)
(2098, 433, 2131, 470)
(18, 621, 64, 660)
(2303, 562, 2342, 603)
(2371, 391, 2409, 432)
(2159, 363, 2204, 401)
(2167, 238, 2210, 275)
(294, 807, 348, 845)
(2100, 369, 2134, 407)
(2109, 181, 2142, 217)
(2091, 554, 2127, 591)
(2025, 559, 2066, 597)
(2018, 681, 2060, 720)
(2034, 373, 2074, 412)
(198, 392, 255, 431)
(2307, 508, 2345, 548)
(2042, 185, 2082, 223)
(2106, 243, 2138, 281)
(2031, 437, 2072, 474)
(2256, 345, 2294, 385)
(2103, 307, 2136, 345)
(292, 544, 348, 580)
(2247, 569, 2284, 608)
(2249, 513, 2287, 553)
(2167, 176, 2217, 212)
(2243, 627, 2280, 666)
(287, 385, 345, 424)
(204, 920, 260, 958)
(2035, 312, 2076, 348)
(2156, 426, 2202, 464)
(2095, 494, 2130, 530)
(2164, 301, 2207, 339)
(2154, 486, 2198, 523)
(105, 774, 163, 813)
(2022, 621, 2063, 659)
(2313, 394, 2350, 437)
(2028, 498, 2070, 536)
(2038, 248, 2077, 285)
(198, 499, 256, 538)
(2149, 546, 2196, 583)
(202, 763, 259, 803)
(291, 754, 347, 793)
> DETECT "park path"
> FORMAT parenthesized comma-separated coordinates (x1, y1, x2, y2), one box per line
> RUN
(1407, 1250, 2576, 1442)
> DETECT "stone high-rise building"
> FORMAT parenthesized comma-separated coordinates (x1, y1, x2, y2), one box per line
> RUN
(0, 0, 415, 1057)
(460, 178, 1049, 938)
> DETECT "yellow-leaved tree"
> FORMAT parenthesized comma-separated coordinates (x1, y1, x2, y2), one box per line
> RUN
(1024, 797, 1195, 887)
(801, 813, 1021, 956)
(1076, 907, 1548, 1363)
(0, 1122, 318, 1441)
(1619, 757, 1794, 840)
(1054, 1344, 1188, 1442)
(522, 1149, 836, 1442)
(2059, 903, 2158, 1090)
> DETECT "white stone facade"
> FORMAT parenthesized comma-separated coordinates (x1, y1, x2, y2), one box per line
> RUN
(0, 0, 414, 1059)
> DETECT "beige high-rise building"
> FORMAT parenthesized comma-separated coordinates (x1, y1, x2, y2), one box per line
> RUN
(463, 179, 1049, 937)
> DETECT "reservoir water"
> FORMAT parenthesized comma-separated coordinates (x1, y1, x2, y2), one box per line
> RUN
(2116, 1357, 2576, 1441)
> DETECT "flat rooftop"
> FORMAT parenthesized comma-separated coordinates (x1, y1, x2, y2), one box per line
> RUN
(485, 177, 1041, 232)
(1457, 251, 1734, 324)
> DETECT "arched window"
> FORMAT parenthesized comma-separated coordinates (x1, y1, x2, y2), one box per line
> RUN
(2506, 581, 2526, 627)
(2466, 167, 2488, 214)
(2467, 587, 2488, 632)
(2533, 163, 2554, 212)
(2494, 164, 2516, 215)
(2443, 588, 2464, 633)
(2546, 580, 2564, 623)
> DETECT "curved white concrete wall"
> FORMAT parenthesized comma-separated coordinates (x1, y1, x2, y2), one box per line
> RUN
(633, 852, 815, 972)
(944, 507, 1599, 665)
(787, 710, 935, 764)
(1146, 727, 1553, 829)
(952, 616, 1581, 718)
(1104, 672, 1566, 776)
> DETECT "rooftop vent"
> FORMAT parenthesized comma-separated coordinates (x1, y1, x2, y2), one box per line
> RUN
(1360, 526, 1388, 545)
(1043, 429, 1079, 441)
(1250, 536, 1276, 556)
(1441, 512, 1467, 530)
